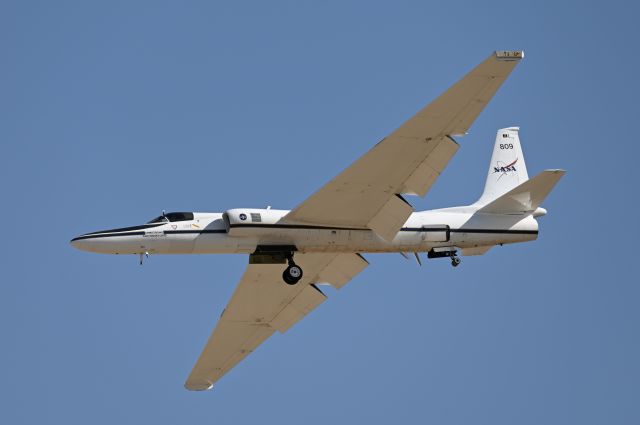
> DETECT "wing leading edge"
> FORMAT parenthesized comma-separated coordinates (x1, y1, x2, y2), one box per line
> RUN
(281, 51, 524, 241)
(185, 253, 368, 391)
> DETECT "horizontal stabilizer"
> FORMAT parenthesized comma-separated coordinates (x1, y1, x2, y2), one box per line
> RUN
(477, 169, 565, 214)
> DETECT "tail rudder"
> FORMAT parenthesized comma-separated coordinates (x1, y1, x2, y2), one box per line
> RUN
(476, 127, 529, 204)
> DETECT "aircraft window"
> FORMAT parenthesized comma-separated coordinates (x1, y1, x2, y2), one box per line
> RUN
(148, 212, 194, 223)
(165, 212, 194, 222)
(147, 215, 169, 223)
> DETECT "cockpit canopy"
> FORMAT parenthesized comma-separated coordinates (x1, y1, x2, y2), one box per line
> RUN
(147, 212, 194, 223)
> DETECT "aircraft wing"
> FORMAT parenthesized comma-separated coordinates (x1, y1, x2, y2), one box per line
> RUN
(185, 252, 368, 391)
(281, 51, 523, 241)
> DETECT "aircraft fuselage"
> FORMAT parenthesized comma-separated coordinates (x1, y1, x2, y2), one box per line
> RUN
(70, 207, 539, 257)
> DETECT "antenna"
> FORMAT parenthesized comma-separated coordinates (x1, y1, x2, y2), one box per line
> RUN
(139, 251, 149, 265)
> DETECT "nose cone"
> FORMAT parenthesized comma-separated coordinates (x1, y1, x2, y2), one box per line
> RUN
(70, 235, 92, 252)
(70, 225, 149, 255)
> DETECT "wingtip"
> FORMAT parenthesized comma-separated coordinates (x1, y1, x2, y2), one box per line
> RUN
(545, 169, 567, 175)
(185, 379, 214, 391)
(495, 50, 524, 60)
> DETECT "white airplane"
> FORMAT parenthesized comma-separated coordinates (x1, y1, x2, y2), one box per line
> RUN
(71, 50, 564, 391)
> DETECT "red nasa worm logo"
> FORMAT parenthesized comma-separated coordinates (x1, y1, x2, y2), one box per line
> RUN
(493, 158, 518, 181)
(493, 158, 518, 173)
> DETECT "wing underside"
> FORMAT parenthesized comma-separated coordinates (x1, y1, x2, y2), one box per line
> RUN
(185, 253, 368, 391)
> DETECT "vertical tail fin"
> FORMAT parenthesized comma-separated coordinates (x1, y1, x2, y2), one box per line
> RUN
(476, 127, 529, 204)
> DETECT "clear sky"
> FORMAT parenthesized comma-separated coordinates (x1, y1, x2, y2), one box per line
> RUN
(2, 1, 639, 424)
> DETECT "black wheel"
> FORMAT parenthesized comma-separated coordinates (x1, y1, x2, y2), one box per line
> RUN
(282, 265, 303, 285)
(451, 257, 461, 267)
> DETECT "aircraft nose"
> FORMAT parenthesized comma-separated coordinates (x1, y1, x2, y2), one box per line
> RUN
(70, 235, 91, 252)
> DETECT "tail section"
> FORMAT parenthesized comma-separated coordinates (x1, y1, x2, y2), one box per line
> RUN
(473, 127, 565, 214)
(476, 127, 529, 205)
(478, 169, 565, 214)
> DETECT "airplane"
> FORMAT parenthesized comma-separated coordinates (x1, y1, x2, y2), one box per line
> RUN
(70, 50, 565, 391)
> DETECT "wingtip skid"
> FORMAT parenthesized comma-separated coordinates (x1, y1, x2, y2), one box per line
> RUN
(185, 380, 214, 391)
(495, 50, 524, 60)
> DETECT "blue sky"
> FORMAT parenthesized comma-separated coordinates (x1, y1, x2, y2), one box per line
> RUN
(2, 1, 639, 424)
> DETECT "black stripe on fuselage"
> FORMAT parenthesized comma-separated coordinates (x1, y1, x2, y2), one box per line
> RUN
(164, 230, 227, 235)
(229, 223, 538, 235)
(70, 228, 227, 242)
(71, 224, 537, 242)
(401, 227, 538, 235)
(229, 223, 363, 231)
(71, 231, 146, 241)
(82, 223, 165, 236)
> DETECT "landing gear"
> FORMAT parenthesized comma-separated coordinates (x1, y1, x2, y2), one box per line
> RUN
(427, 248, 461, 268)
(283, 264, 303, 285)
(282, 253, 303, 285)
(250, 245, 304, 285)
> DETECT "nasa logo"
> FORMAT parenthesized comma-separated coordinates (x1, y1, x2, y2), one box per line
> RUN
(493, 158, 518, 174)
(239, 213, 247, 221)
